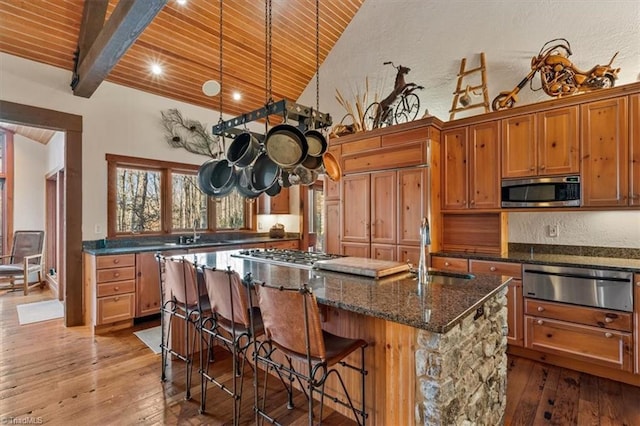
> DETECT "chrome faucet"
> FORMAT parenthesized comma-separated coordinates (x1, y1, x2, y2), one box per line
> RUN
(418, 217, 430, 285)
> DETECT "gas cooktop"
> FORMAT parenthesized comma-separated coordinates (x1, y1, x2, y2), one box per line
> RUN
(231, 248, 343, 269)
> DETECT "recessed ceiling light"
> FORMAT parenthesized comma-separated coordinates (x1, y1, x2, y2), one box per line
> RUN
(151, 63, 163, 75)
(232, 92, 242, 101)
(176, 0, 187, 5)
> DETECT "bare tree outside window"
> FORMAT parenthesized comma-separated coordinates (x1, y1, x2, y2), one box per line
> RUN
(116, 167, 162, 233)
(216, 189, 246, 229)
(172, 172, 207, 230)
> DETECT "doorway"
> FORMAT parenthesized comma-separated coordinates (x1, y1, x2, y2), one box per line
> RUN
(46, 169, 65, 301)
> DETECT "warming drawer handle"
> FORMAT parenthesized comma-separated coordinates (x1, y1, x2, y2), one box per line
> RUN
(537, 306, 545, 312)
(605, 332, 613, 338)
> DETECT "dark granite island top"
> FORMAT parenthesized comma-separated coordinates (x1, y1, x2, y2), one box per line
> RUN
(185, 250, 511, 334)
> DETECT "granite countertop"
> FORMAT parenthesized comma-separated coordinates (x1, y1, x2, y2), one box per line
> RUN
(83, 236, 299, 255)
(186, 250, 511, 334)
(432, 251, 640, 273)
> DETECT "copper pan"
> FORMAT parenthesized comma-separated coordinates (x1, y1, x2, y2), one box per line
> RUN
(322, 151, 342, 182)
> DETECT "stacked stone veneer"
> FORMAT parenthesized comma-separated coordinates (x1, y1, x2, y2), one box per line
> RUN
(415, 288, 508, 425)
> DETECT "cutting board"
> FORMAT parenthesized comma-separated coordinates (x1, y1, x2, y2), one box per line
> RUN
(313, 257, 411, 278)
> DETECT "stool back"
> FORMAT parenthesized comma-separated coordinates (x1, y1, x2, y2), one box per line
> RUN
(257, 284, 326, 360)
(203, 267, 250, 327)
(164, 257, 199, 305)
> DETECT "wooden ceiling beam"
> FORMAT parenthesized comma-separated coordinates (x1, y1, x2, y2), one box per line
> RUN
(76, 0, 108, 65)
(72, 0, 167, 98)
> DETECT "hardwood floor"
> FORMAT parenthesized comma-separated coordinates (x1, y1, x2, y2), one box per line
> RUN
(1, 288, 639, 425)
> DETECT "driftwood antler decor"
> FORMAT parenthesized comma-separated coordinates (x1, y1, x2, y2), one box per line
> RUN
(161, 109, 223, 158)
(331, 77, 377, 138)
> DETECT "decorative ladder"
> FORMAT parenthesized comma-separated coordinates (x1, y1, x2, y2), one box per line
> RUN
(449, 52, 490, 120)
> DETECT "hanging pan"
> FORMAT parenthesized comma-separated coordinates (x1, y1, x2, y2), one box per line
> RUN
(304, 129, 328, 157)
(251, 152, 281, 191)
(322, 151, 342, 182)
(236, 166, 262, 199)
(264, 124, 308, 169)
(226, 132, 261, 167)
(197, 159, 219, 196)
(209, 158, 236, 197)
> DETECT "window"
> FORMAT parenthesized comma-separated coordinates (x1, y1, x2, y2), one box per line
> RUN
(107, 154, 250, 236)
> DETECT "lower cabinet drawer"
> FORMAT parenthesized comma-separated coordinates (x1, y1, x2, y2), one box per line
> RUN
(431, 256, 469, 273)
(525, 316, 632, 371)
(96, 293, 135, 325)
(266, 240, 299, 250)
(97, 280, 135, 297)
(524, 298, 632, 332)
(97, 266, 135, 283)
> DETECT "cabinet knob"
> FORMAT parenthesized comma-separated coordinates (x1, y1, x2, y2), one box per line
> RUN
(114, 297, 120, 302)
(444, 261, 451, 266)
(537, 306, 544, 312)
(114, 259, 119, 264)
(470, 200, 475, 205)
(114, 272, 120, 278)
(604, 317, 614, 323)
(114, 286, 119, 291)
(529, 166, 535, 171)
(537, 319, 544, 325)
(489, 266, 497, 272)
(604, 332, 613, 338)
(539, 165, 546, 170)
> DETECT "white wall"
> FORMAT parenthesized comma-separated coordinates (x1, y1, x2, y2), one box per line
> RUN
(508, 211, 640, 248)
(46, 131, 65, 173)
(13, 134, 46, 231)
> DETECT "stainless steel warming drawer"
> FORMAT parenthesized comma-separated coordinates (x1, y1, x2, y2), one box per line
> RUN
(522, 263, 633, 312)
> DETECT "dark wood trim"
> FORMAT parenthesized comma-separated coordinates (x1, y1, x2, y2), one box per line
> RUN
(73, 0, 167, 98)
(105, 153, 200, 171)
(0, 101, 83, 327)
(4, 131, 14, 256)
(77, 0, 109, 64)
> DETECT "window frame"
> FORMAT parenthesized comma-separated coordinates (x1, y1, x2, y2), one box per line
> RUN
(106, 154, 252, 237)
(0, 130, 14, 255)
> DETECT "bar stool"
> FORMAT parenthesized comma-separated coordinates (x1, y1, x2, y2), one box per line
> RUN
(254, 283, 368, 425)
(157, 254, 209, 400)
(199, 266, 264, 425)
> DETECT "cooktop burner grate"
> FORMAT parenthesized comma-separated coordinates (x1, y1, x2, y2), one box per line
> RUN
(232, 248, 343, 269)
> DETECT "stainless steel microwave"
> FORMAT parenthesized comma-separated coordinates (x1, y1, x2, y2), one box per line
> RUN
(501, 176, 581, 207)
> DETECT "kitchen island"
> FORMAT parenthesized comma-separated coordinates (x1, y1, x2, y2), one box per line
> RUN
(184, 250, 511, 425)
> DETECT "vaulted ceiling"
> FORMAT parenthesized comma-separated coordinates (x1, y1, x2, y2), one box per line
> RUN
(0, 0, 365, 119)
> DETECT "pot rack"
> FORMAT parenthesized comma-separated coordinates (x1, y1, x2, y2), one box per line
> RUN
(211, 99, 332, 140)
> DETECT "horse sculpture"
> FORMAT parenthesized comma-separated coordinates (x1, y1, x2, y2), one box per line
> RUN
(372, 62, 420, 128)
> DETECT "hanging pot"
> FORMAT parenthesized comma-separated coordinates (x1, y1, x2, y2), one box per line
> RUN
(209, 159, 237, 198)
(279, 169, 292, 188)
(264, 124, 308, 169)
(301, 154, 323, 171)
(293, 164, 318, 186)
(197, 159, 219, 196)
(265, 178, 282, 197)
(251, 153, 281, 191)
(226, 132, 261, 167)
(322, 151, 342, 182)
(304, 129, 328, 157)
(236, 167, 262, 198)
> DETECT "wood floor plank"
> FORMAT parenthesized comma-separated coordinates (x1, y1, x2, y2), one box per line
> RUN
(2, 287, 640, 425)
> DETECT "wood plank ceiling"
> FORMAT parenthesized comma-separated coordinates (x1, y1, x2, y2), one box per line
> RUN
(0, 123, 56, 144)
(0, 0, 365, 120)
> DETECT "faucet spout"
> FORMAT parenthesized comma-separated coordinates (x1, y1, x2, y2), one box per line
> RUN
(193, 219, 200, 243)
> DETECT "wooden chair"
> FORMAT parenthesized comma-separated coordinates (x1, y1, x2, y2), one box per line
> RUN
(254, 283, 368, 425)
(0, 230, 45, 295)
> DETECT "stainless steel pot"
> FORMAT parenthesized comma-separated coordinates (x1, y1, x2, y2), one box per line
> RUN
(304, 129, 328, 157)
(226, 132, 261, 167)
(251, 153, 281, 191)
(264, 124, 308, 169)
(209, 159, 236, 197)
(197, 159, 219, 196)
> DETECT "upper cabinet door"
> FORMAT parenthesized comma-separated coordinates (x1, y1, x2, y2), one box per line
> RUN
(442, 128, 468, 210)
(371, 171, 397, 245)
(630, 94, 640, 206)
(581, 97, 629, 206)
(397, 167, 428, 245)
(469, 120, 501, 209)
(341, 174, 370, 242)
(538, 106, 579, 176)
(502, 114, 536, 179)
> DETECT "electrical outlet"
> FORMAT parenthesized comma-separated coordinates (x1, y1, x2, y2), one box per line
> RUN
(547, 224, 558, 238)
(94, 224, 102, 234)
(258, 222, 263, 231)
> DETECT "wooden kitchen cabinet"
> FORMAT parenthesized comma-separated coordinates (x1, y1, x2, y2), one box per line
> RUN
(135, 252, 161, 317)
(630, 94, 640, 206)
(258, 187, 289, 214)
(324, 200, 340, 255)
(371, 171, 397, 244)
(371, 244, 396, 261)
(397, 245, 420, 265)
(266, 239, 299, 250)
(502, 106, 579, 178)
(581, 97, 629, 206)
(342, 174, 370, 243)
(634, 273, 640, 375)
(430, 256, 469, 273)
(341, 242, 370, 258)
(442, 121, 500, 210)
(397, 167, 428, 246)
(469, 259, 523, 347)
(324, 144, 341, 201)
(89, 253, 136, 328)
